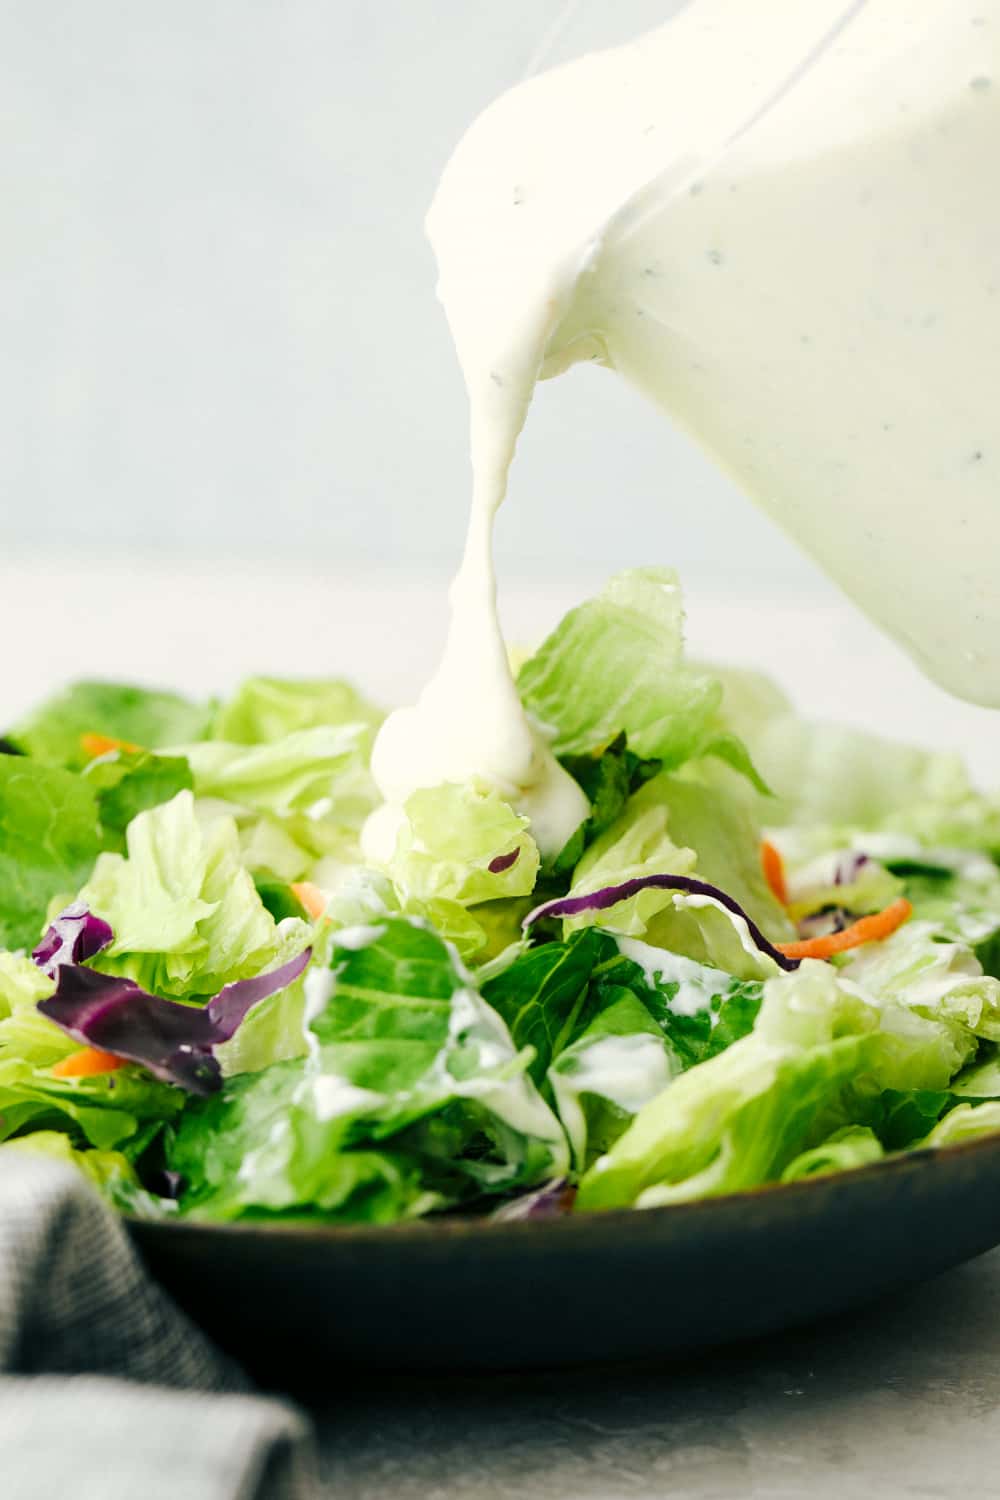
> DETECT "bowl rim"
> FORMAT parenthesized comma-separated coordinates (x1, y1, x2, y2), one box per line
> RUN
(125, 1126, 1000, 1247)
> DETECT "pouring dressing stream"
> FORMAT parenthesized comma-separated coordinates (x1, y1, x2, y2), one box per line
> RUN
(366, 0, 1000, 861)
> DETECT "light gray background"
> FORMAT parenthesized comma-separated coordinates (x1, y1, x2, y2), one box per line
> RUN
(1, 0, 832, 595)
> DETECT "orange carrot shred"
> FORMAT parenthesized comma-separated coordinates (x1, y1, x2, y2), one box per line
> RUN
(291, 881, 328, 922)
(760, 840, 788, 906)
(776, 897, 913, 961)
(51, 1047, 127, 1079)
(80, 732, 142, 759)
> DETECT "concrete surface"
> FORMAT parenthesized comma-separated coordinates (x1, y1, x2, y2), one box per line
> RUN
(310, 1246, 1000, 1497)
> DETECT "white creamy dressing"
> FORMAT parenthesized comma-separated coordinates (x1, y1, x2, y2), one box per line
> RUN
(368, 0, 1000, 855)
(550, 1031, 676, 1167)
(616, 937, 750, 1015)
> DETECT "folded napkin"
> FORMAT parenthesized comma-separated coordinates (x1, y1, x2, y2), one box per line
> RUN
(0, 1156, 318, 1500)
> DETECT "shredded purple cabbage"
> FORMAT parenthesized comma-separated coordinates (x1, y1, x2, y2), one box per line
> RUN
(488, 848, 521, 875)
(34, 907, 311, 1094)
(33, 902, 113, 974)
(491, 1179, 575, 1222)
(523, 874, 800, 971)
(833, 852, 872, 887)
(797, 907, 853, 941)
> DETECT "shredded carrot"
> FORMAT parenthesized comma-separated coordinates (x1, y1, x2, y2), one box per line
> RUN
(760, 840, 788, 906)
(776, 897, 913, 961)
(80, 732, 141, 759)
(291, 881, 328, 922)
(52, 1047, 127, 1079)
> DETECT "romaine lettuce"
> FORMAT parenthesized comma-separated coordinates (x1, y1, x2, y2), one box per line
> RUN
(0, 758, 103, 950)
(519, 569, 765, 789)
(211, 676, 382, 746)
(577, 959, 976, 1211)
(7, 681, 212, 769)
(79, 790, 311, 1000)
(167, 916, 568, 1220)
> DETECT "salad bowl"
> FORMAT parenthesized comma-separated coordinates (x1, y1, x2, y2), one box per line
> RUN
(9, 567, 1000, 1376)
(129, 1132, 1000, 1376)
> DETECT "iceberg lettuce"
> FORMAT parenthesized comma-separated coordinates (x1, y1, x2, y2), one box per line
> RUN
(519, 569, 765, 790)
(79, 790, 311, 1000)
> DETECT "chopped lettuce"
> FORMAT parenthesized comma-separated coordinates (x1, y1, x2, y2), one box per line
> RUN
(211, 676, 382, 746)
(840, 918, 1000, 1041)
(879, 843, 1000, 954)
(715, 663, 1000, 850)
(577, 959, 976, 1211)
(519, 569, 764, 789)
(179, 712, 381, 896)
(180, 726, 377, 823)
(780, 1125, 885, 1182)
(483, 929, 762, 1167)
(7, 681, 212, 769)
(386, 783, 540, 906)
(83, 748, 194, 849)
(4, 569, 1000, 1226)
(0, 758, 103, 950)
(167, 916, 567, 1220)
(79, 790, 311, 1000)
(362, 783, 541, 960)
(553, 733, 661, 873)
(557, 769, 793, 976)
(922, 1100, 1000, 1147)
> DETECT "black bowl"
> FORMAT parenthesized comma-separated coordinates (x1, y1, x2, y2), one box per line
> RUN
(128, 1135, 1000, 1377)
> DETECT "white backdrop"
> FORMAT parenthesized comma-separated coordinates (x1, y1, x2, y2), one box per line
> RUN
(1, 0, 836, 598)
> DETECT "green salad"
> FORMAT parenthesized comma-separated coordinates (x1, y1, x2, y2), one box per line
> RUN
(4, 567, 1000, 1225)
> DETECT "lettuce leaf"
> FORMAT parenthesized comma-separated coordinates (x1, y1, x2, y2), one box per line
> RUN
(167, 916, 568, 1221)
(79, 790, 311, 1000)
(83, 748, 194, 849)
(553, 733, 661, 873)
(547, 943, 762, 1169)
(878, 843, 1000, 956)
(212, 676, 382, 746)
(0, 758, 103, 950)
(482, 928, 762, 1168)
(362, 783, 541, 960)
(922, 1100, 1000, 1147)
(481, 928, 618, 1082)
(780, 1125, 884, 1182)
(181, 726, 378, 823)
(714, 664, 1000, 852)
(577, 959, 975, 1211)
(7, 681, 212, 769)
(839, 918, 1000, 1042)
(557, 769, 793, 974)
(518, 569, 764, 788)
(386, 783, 540, 906)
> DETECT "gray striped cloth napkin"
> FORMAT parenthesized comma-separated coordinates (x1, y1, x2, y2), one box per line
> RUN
(0, 1155, 318, 1500)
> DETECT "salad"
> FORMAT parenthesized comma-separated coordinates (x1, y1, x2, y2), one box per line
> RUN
(4, 566, 1000, 1226)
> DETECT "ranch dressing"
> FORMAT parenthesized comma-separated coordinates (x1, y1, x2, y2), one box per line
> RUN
(367, 0, 1000, 858)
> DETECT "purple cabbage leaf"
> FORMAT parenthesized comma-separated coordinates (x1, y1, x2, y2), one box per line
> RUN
(33, 905, 310, 1095)
(523, 873, 800, 972)
(32, 900, 113, 973)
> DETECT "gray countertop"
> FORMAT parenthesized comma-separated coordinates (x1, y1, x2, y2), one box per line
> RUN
(309, 1247, 1000, 1498)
